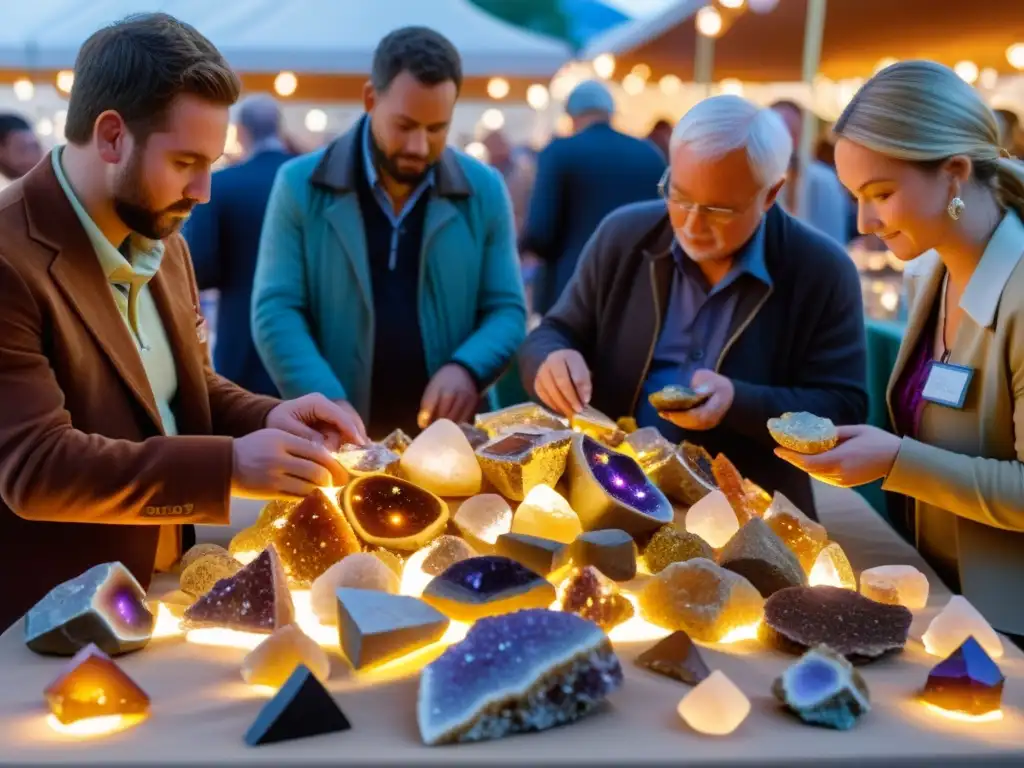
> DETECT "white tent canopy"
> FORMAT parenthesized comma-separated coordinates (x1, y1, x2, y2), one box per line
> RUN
(0, 0, 572, 77)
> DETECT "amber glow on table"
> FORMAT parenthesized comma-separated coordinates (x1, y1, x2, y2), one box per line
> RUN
(718, 621, 761, 645)
(809, 554, 847, 588)
(150, 603, 186, 640)
(920, 701, 1005, 724)
(46, 713, 147, 738)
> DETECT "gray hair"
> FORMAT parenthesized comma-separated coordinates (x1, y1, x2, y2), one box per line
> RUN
(670, 94, 793, 187)
(237, 94, 281, 143)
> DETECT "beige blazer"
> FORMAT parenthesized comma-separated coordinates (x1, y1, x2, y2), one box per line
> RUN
(884, 211, 1024, 634)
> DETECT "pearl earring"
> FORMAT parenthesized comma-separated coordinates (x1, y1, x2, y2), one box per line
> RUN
(947, 196, 965, 221)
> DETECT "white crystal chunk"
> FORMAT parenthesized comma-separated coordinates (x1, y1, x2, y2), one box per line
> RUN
(310, 554, 400, 625)
(685, 490, 739, 549)
(677, 670, 750, 735)
(510, 484, 582, 544)
(859, 565, 929, 611)
(453, 494, 513, 545)
(922, 595, 1003, 659)
(400, 419, 482, 497)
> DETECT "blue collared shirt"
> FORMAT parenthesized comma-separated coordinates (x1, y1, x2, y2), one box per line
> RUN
(637, 219, 772, 440)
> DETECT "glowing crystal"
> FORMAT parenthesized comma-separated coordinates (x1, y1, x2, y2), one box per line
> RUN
(635, 631, 710, 686)
(654, 443, 720, 507)
(343, 474, 448, 551)
(400, 419, 482, 497)
(685, 490, 739, 549)
(336, 588, 449, 669)
(510, 484, 582, 544)
(476, 431, 572, 501)
(494, 532, 568, 577)
(179, 553, 243, 597)
(244, 665, 350, 746)
(271, 488, 362, 587)
(677, 670, 750, 735)
(621, 427, 674, 472)
(742, 479, 773, 517)
(178, 543, 230, 573)
(773, 645, 870, 730)
(711, 454, 757, 524)
(563, 528, 638, 581)
(859, 565, 930, 611)
(421, 556, 556, 622)
(44, 644, 150, 725)
(642, 525, 714, 574)
(229, 525, 274, 564)
(310, 554, 400, 625)
(557, 566, 634, 631)
(768, 412, 839, 454)
(453, 494, 513, 546)
(638, 558, 764, 643)
(242, 624, 331, 688)
(920, 636, 1004, 717)
(763, 492, 827, 574)
(417, 609, 623, 745)
(256, 499, 297, 530)
(334, 443, 401, 476)
(421, 535, 478, 576)
(570, 405, 625, 447)
(25, 562, 153, 657)
(922, 596, 1003, 659)
(474, 402, 568, 437)
(808, 543, 857, 590)
(719, 517, 806, 597)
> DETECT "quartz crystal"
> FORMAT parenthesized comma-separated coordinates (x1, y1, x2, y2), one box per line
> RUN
(642, 525, 714, 574)
(336, 588, 449, 669)
(458, 422, 491, 449)
(229, 525, 275, 565)
(242, 624, 331, 688)
(621, 427, 675, 472)
(920, 636, 1004, 717)
(25, 562, 153, 657)
(417, 608, 623, 745)
(334, 443, 401, 476)
(773, 645, 870, 730)
(567, 434, 673, 536)
(271, 488, 362, 587)
(570, 405, 625, 447)
(400, 419, 483, 497)
(922, 596, 1003, 659)
(808, 542, 857, 590)
(557, 566, 634, 631)
(421, 535, 478, 576)
(494, 532, 569, 576)
(310, 554, 400, 625)
(382, 429, 413, 454)
(768, 412, 839, 454)
(421, 555, 557, 622)
(244, 665, 351, 746)
(677, 670, 750, 735)
(562, 528, 637, 581)
(453, 494, 513, 546)
(343, 474, 448, 551)
(256, 499, 298, 530)
(656, 446, 721, 507)
(719, 517, 806, 597)
(859, 565, 930, 611)
(711, 454, 757, 524)
(178, 543, 230, 573)
(44, 644, 150, 725)
(685, 490, 739, 549)
(474, 402, 568, 437)
(762, 586, 911, 663)
(742, 480, 773, 517)
(179, 553, 243, 597)
(763, 492, 827, 574)
(638, 558, 764, 643)
(476, 431, 572, 501)
(510, 484, 582, 544)
(182, 546, 295, 634)
(635, 631, 710, 686)
(648, 384, 710, 411)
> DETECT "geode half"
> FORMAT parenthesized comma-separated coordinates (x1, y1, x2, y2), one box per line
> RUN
(772, 645, 871, 730)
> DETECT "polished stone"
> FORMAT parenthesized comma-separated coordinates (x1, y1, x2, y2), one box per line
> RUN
(400, 419, 483, 497)
(677, 670, 750, 735)
(510, 484, 582, 544)
(420, 556, 557, 622)
(44, 644, 150, 725)
(244, 665, 351, 746)
(453, 494, 513, 546)
(920, 636, 1005, 717)
(635, 630, 710, 686)
(342, 474, 448, 552)
(493, 532, 569, 577)
(773, 645, 871, 730)
(562, 528, 638, 582)
(336, 588, 449, 670)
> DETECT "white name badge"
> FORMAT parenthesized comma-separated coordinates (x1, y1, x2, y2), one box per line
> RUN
(921, 361, 974, 409)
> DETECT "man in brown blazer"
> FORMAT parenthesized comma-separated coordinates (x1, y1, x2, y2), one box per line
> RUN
(0, 13, 366, 631)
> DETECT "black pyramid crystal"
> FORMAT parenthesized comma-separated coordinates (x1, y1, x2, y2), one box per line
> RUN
(244, 664, 351, 746)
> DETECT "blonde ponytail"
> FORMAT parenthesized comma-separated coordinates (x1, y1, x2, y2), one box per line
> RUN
(996, 156, 1024, 221)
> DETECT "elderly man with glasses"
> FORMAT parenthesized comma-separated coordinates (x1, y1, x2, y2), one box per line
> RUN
(518, 95, 868, 519)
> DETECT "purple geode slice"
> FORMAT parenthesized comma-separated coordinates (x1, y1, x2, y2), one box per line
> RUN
(417, 608, 623, 745)
(421, 556, 556, 622)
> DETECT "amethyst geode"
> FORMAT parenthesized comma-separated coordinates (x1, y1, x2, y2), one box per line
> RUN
(421, 556, 556, 622)
(417, 609, 623, 745)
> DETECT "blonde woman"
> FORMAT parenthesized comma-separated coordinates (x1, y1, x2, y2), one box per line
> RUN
(776, 60, 1024, 641)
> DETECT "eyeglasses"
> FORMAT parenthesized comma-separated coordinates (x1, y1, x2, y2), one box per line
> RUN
(657, 168, 757, 224)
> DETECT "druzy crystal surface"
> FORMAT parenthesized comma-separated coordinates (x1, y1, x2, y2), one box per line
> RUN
(178, 543, 230, 573)
(400, 419, 483, 497)
(642, 525, 714, 574)
(310, 554, 400, 625)
(44, 644, 150, 725)
(648, 384, 710, 411)
(421, 556, 557, 622)
(564, 528, 637, 582)
(417, 608, 623, 745)
(772, 645, 871, 730)
(343, 474, 448, 551)
(242, 624, 331, 688)
(635, 631, 710, 686)
(920, 636, 1005, 717)
(183, 546, 295, 634)
(476, 431, 572, 501)
(742, 480, 773, 517)
(421, 535, 478, 576)
(272, 488, 362, 587)
(453, 494, 513, 546)
(336, 588, 449, 669)
(494, 532, 569, 576)
(711, 453, 757, 524)
(767, 412, 839, 454)
(922, 595, 1003, 659)
(859, 565, 930, 610)
(557, 566, 634, 631)
(762, 586, 912, 663)
(685, 490, 740, 549)
(335, 443, 401, 476)
(25, 562, 154, 657)
(510, 484, 582, 544)
(764, 492, 827, 574)
(567, 434, 673, 536)
(475, 403, 568, 437)
(719, 517, 806, 597)
(179, 553, 243, 597)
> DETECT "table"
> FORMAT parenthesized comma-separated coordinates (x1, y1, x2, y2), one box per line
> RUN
(2, 484, 1023, 766)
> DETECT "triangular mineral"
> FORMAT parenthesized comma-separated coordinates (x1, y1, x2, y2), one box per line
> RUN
(635, 631, 710, 686)
(44, 643, 150, 725)
(272, 488, 362, 587)
(183, 546, 294, 633)
(244, 665, 351, 746)
(336, 588, 449, 669)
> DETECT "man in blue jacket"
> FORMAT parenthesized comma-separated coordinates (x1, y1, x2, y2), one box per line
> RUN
(253, 27, 527, 439)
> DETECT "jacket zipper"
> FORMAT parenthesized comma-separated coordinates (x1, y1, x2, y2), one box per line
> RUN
(629, 257, 663, 415)
(715, 286, 774, 372)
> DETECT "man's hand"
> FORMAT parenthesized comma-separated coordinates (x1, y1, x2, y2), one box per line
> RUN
(266, 393, 369, 450)
(534, 349, 592, 417)
(419, 364, 480, 429)
(231, 429, 348, 500)
(658, 369, 734, 431)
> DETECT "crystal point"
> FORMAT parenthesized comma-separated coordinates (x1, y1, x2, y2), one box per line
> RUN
(859, 565, 929, 610)
(677, 670, 750, 735)
(272, 488, 362, 587)
(244, 665, 351, 746)
(772, 645, 870, 729)
(635, 631, 710, 686)
(711, 454, 757, 524)
(685, 490, 739, 549)
(342, 474, 448, 551)
(421, 555, 556, 622)
(310, 554, 400, 625)
(808, 542, 857, 590)
(44, 644, 150, 725)
(920, 636, 1005, 716)
(922, 596, 1003, 659)
(764, 492, 827, 574)
(400, 419, 483, 497)
(242, 624, 331, 688)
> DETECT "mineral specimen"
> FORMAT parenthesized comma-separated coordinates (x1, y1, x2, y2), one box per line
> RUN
(421, 556, 557, 622)
(179, 553, 243, 597)
(474, 402, 568, 437)
(685, 490, 739, 549)
(421, 535, 478, 576)
(719, 517, 806, 597)
(178, 543, 230, 573)
(566, 434, 673, 536)
(242, 624, 331, 688)
(920, 636, 1005, 717)
(458, 422, 491, 449)
(762, 586, 912, 663)
(272, 488, 362, 587)
(417, 608, 623, 745)
(382, 429, 413, 454)
(476, 431, 572, 501)
(772, 645, 871, 729)
(510, 484, 582, 544)
(635, 631, 710, 686)
(342, 474, 448, 551)
(562, 528, 638, 581)
(859, 565, 930, 611)
(677, 670, 750, 735)
(400, 419, 483, 497)
(557, 566, 634, 631)
(922, 595, 1003, 659)
(229, 525, 274, 565)
(763, 492, 827, 574)
(370, 548, 405, 577)
(256, 499, 298, 530)
(25, 562, 154, 657)
(808, 542, 857, 590)
(648, 384, 710, 411)
(641, 525, 714, 574)
(638, 558, 764, 643)
(310, 554, 401, 625)
(244, 665, 351, 746)
(711, 453, 757, 524)
(655, 444, 721, 507)
(570, 405, 625, 447)
(44, 644, 150, 725)
(453, 494, 513, 546)
(767, 412, 839, 454)
(494, 532, 569, 576)
(335, 588, 449, 669)
(334, 443, 401, 476)
(182, 546, 295, 634)
(742, 479, 773, 517)
(621, 427, 675, 471)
